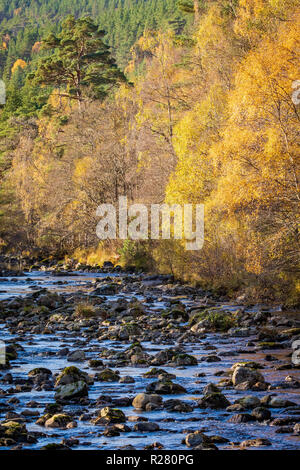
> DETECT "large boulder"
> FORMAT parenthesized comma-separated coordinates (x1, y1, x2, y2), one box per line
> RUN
(232, 366, 265, 387)
(55, 380, 88, 400)
(146, 379, 187, 395)
(132, 393, 163, 410)
(134, 422, 159, 432)
(185, 431, 205, 447)
(93, 407, 126, 425)
(95, 368, 120, 382)
(55, 366, 92, 387)
(67, 350, 86, 362)
(117, 323, 142, 340)
(236, 396, 261, 409)
(0, 421, 30, 442)
(45, 414, 73, 428)
(163, 399, 193, 413)
(197, 392, 230, 409)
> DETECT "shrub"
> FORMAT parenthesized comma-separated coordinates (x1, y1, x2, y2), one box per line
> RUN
(74, 302, 96, 319)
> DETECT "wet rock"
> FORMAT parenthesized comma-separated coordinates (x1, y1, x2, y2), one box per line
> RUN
(146, 379, 187, 395)
(119, 376, 135, 383)
(163, 399, 193, 412)
(67, 350, 86, 362)
(185, 431, 205, 447)
(103, 427, 120, 437)
(92, 283, 120, 296)
(197, 393, 230, 409)
(93, 407, 126, 424)
(236, 396, 261, 409)
(28, 368, 52, 378)
(40, 443, 71, 450)
(45, 414, 73, 429)
(128, 416, 148, 422)
(226, 404, 245, 412)
(251, 407, 271, 421)
(228, 413, 256, 423)
(55, 380, 88, 401)
(95, 368, 120, 382)
(202, 383, 220, 395)
(240, 438, 272, 448)
(88, 359, 104, 369)
(200, 355, 221, 363)
(55, 366, 92, 386)
(232, 365, 265, 388)
(294, 423, 300, 435)
(132, 393, 163, 410)
(269, 397, 297, 408)
(143, 368, 176, 379)
(229, 327, 256, 337)
(44, 403, 63, 415)
(134, 422, 160, 432)
(0, 421, 30, 443)
(170, 353, 198, 366)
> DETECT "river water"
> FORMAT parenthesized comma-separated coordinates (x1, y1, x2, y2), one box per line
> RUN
(0, 271, 299, 450)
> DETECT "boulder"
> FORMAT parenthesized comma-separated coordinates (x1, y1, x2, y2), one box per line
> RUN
(185, 431, 205, 447)
(93, 407, 126, 424)
(132, 393, 163, 410)
(146, 379, 187, 395)
(96, 368, 120, 382)
(134, 422, 159, 432)
(240, 438, 272, 448)
(67, 350, 86, 362)
(55, 366, 92, 387)
(251, 407, 271, 421)
(232, 366, 265, 387)
(197, 393, 230, 409)
(45, 414, 73, 428)
(236, 396, 261, 409)
(55, 380, 88, 400)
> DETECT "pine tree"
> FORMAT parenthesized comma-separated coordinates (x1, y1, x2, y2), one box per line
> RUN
(32, 15, 126, 108)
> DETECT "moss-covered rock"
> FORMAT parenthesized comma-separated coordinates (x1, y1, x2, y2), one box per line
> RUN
(95, 368, 120, 382)
(88, 359, 104, 369)
(55, 366, 92, 387)
(143, 368, 176, 379)
(189, 308, 235, 332)
(55, 380, 88, 400)
(197, 392, 231, 409)
(45, 414, 73, 428)
(146, 379, 187, 394)
(171, 353, 197, 366)
(93, 407, 126, 425)
(40, 443, 71, 450)
(28, 367, 52, 377)
(0, 421, 29, 442)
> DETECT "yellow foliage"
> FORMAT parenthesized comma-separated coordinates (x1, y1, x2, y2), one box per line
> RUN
(11, 59, 27, 74)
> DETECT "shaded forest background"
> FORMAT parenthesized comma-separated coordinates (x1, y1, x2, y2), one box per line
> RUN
(0, 0, 299, 305)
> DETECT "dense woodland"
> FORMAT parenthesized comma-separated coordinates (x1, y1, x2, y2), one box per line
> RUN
(0, 0, 299, 304)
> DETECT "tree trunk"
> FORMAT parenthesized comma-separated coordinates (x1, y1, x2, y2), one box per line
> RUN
(194, 0, 200, 23)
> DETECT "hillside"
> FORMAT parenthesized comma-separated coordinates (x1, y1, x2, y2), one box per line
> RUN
(0, 0, 183, 71)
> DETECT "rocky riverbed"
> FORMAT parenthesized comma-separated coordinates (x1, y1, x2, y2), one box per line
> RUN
(0, 269, 300, 450)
